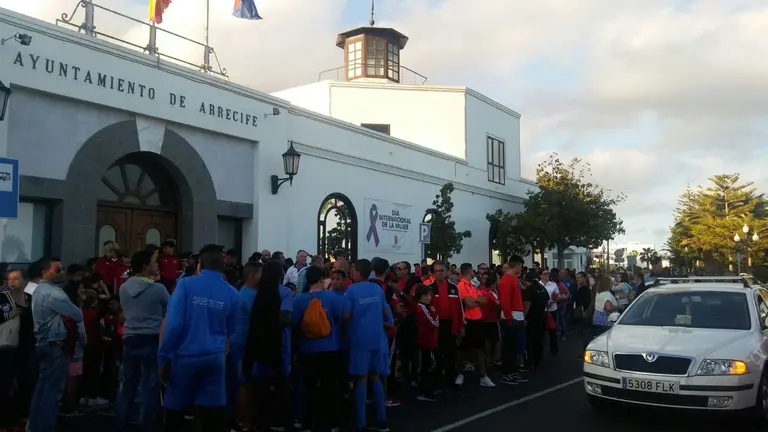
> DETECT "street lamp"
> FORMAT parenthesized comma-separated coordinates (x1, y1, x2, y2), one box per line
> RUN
(270, 142, 301, 195)
(0, 81, 11, 122)
(734, 225, 760, 273)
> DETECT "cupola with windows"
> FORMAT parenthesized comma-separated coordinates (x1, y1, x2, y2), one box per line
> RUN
(336, 26, 408, 83)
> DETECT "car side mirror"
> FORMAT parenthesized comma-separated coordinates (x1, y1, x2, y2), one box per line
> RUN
(608, 312, 621, 323)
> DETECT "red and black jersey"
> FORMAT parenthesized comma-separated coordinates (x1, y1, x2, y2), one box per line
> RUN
(416, 303, 439, 350)
(113, 264, 132, 294)
(428, 279, 465, 336)
(94, 257, 120, 290)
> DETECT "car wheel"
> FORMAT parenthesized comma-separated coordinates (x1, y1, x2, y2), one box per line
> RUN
(588, 394, 608, 410)
(751, 369, 768, 425)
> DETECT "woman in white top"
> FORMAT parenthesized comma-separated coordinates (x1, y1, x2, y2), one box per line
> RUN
(539, 269, 560, 356)
(593, 276, 620, 336)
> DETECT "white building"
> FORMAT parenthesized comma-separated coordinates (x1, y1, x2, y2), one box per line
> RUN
(590, 241, 666, 269)
(0, 6, 536, 267)
(547, 247, 589, 271)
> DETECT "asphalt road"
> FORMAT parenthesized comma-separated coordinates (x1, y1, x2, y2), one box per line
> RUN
(54, 333, 768, 431)
(390, 335, 768, 432)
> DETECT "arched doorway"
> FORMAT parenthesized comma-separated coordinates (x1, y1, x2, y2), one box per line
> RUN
(318, 193, 358, 260)
(95, 154, 179, 255)
(421, 210, 436, 261)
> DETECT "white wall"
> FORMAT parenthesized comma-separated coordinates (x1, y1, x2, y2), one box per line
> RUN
(279, 151, 524, 265)
(273, 81, 531, 200)
(465, 92, 522, 181)
(271, 82, 332, 116)
(247, 106, 529, 262)
(0, 7, 288, 147)
(329, 83, 467, 160)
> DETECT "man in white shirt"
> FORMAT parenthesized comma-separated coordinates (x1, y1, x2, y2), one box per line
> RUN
(23, 260, 42, 295)
(283, 249, 308, 286)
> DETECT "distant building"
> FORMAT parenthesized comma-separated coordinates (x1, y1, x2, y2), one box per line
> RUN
(590, 241, 670, 269)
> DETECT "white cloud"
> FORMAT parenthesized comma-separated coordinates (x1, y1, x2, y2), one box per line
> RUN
(4, 0, 768, 251)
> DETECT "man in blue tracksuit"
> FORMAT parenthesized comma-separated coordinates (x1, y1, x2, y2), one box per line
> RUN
(158, 244, 246, 432)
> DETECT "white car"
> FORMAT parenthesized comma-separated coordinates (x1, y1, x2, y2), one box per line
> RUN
(584, 276, 768, 423)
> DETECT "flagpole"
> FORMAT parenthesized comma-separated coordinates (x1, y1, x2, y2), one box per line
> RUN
(203, 0, 211, 72)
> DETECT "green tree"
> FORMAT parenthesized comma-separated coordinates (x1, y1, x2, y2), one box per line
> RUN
(666, 174, 768, 272)
(320, 202, 351, 258)
(325, 220, 347, 258)
(516, 153, 625, 268)
(426, 183, 471, 260)
(486, 209, 531, 263)
(666, 174, 768, 274)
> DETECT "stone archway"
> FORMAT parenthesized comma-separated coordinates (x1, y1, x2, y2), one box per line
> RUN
(317, 193, 358, 260)
(61, 120, 218, 263)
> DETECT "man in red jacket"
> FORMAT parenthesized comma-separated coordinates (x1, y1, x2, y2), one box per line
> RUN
(113, 250, 132, 294)
(158, 240, 182, 293)
(499, 255, 527, 385)
(428, 261, 464, 389)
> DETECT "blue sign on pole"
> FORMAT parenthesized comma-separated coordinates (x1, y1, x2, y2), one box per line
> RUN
(419, 223, 431, 244)
(0, 157, 19, 219)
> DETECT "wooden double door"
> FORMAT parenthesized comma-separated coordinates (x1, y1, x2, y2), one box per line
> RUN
(97, 205, 178, 254)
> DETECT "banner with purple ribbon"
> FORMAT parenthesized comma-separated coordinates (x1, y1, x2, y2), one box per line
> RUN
(363, 198, 416, 255)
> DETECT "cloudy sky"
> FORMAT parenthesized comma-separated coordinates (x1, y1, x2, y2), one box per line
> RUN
(5, 0, 768, 250)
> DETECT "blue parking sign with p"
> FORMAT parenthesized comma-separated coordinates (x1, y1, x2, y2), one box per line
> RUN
(419, 223, 431, 244)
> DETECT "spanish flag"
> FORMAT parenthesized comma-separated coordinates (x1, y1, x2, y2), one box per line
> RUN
(149, 0, 172, 24)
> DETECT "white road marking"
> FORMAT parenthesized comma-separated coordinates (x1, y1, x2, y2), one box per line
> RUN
(429, 377, 583, 432)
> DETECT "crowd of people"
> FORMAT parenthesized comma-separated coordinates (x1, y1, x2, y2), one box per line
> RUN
(0, 239, 662, 432)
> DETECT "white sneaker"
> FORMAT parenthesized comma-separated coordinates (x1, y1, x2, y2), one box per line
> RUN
(480, 376, 496, 387)
(454, 374, 465, 386)
(88, 397, 110, 406)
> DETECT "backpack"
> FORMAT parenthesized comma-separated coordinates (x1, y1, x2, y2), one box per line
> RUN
(301, 294, 331, 339)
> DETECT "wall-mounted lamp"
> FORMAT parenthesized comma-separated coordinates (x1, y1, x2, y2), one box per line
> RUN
(271, 142, 301, 195)
(264, 107, 280, 118)
(1, 33, 32, 46)
(0, 81, 12, 122)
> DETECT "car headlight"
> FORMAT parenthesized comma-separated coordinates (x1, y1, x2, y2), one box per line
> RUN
(584, 350, 610, 368)
(696, 359, 749, 376)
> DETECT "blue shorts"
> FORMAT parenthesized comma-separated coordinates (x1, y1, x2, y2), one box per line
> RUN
(163, 354, 227, 410)
(348, 348, 386, 376)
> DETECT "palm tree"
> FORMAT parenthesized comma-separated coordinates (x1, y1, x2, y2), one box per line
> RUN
(639, 247, 655, 268)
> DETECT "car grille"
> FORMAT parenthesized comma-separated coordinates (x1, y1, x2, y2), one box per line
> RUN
(600, 387, 708, 408)
(613, 354, 692, 375)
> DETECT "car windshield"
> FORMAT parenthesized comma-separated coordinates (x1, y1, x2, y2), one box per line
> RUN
(618, 290, 751, 330)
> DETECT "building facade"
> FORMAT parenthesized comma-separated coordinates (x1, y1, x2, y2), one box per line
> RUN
(590, 241, 669, 269)
(0, 7, 533, 266)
